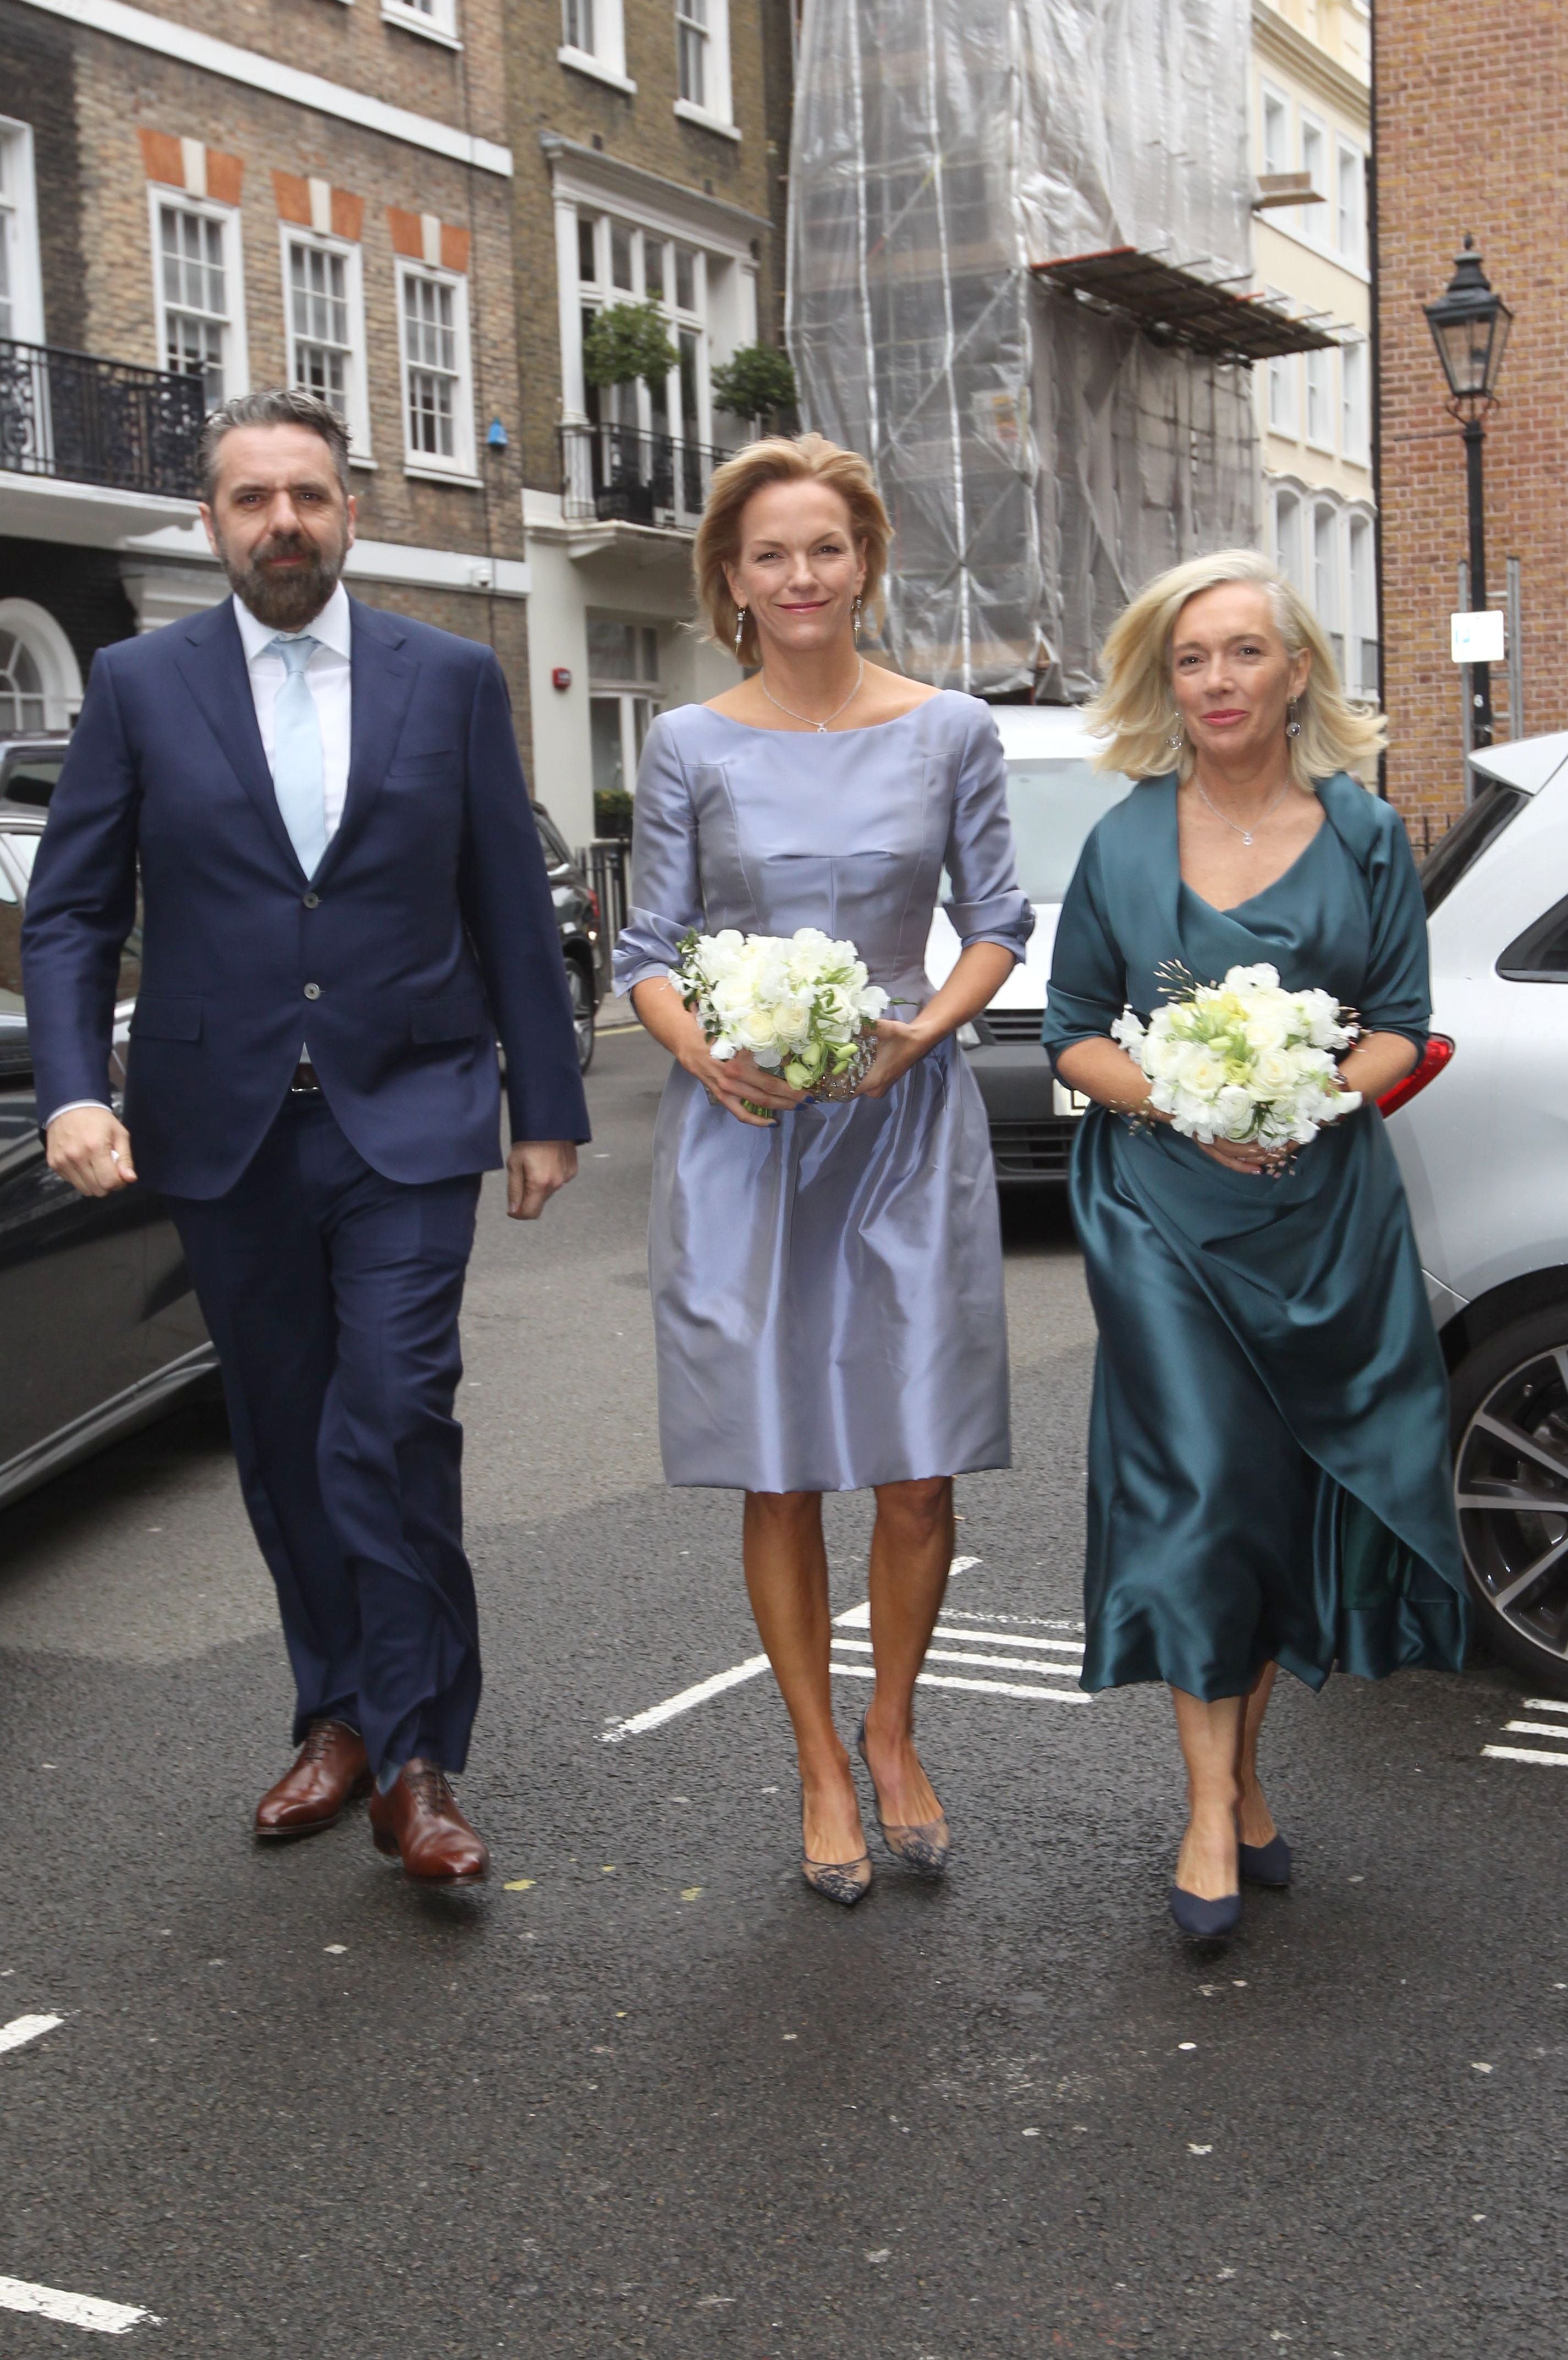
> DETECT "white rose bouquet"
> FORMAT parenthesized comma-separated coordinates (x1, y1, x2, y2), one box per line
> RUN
(1110, 961, 1361, 1151)
(670, 926, 890, 1101)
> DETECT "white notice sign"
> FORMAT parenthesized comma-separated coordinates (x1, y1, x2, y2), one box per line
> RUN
(1451, 610, 1506, 663)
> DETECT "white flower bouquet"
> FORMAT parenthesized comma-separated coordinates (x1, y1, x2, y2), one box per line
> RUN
(1110, 961, 1361, 1150)
(670, 926, 890, 1100)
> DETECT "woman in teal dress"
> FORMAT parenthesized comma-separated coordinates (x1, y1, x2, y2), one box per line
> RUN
(1041, 550, 1467, 1939)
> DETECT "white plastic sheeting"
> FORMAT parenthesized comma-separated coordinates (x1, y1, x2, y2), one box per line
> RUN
(786, 0, 1260, 696)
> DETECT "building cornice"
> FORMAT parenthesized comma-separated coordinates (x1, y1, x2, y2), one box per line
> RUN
(12, 0, 513, 177)
(538, 130, 769, 242)
(1253, 2, 1369, 126)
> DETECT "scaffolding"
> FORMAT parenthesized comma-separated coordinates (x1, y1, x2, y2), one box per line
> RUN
(786, 0, 1267, 697)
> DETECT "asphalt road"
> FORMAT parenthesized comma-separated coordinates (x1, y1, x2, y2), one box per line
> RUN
(2, 1025, 1565, 2359)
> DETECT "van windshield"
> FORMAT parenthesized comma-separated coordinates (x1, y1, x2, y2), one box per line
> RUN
(1005, 758, 1135, 904)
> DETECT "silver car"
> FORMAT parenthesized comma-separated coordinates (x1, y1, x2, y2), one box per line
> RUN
(1386, 729, 1568, 1694)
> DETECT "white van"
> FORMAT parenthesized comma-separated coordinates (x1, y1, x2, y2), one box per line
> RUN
(925, 704, 1134, 1183)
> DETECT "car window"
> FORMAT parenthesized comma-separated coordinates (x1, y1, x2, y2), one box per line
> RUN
(1498, 892, 1568, 983)
(532, 807, 571, 870)
(1004, 758, 1136, 904)
(0, 756, 63, 808)
(1420, 783, 1528, 915)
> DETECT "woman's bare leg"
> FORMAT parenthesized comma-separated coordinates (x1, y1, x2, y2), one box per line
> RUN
(1234, 1661, 1280, 1847)
(742, 1490, 866, 1866)
(1170, 1688, 1246, 1900)
(860, 1475, 955, 1826)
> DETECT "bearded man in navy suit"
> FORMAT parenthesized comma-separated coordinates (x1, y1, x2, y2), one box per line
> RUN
(22, 389, 590, 1885)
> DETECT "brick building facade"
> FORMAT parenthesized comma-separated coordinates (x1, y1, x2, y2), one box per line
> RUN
(1374, 0, 1568, 836)
(0, 0, 529, 745)
(508, 0, 794, 847)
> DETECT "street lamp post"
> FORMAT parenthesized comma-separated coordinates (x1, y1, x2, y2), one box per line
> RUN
(1423, 235, 1512, 753)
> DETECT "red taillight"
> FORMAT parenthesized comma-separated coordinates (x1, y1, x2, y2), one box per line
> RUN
(586, 887, 601, 924)
(1376, 1033, 1454, 1117)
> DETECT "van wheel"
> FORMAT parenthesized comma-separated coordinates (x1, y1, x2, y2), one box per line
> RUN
(1451, 1305, 1568, 1696)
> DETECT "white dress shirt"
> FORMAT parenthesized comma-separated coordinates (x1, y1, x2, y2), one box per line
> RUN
(43, 584, 355, 1129)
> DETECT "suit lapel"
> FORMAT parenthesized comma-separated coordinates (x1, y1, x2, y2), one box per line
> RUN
(312, 597, 418, 887)
(172, 600, 306, 879)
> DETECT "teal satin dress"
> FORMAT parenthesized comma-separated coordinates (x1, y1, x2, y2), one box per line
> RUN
(1041, 772, 1468, 1700)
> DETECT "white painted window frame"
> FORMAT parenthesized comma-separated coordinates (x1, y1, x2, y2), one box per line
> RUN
(1340, 336, 1369, 467)
(381, 0, 461, 49)
(396, 257, 477, 481)
(1258, 80, 1290, 180)
(559, 0, 635, 92)
(279, 223, 371, 459)
(674, 0, 738, 139)
(1264, 293, 1298, 439)
(1346, 508, 1378, 699)
(0, 595, 83, 727)
(147, 183, 249, 408)
(0, 115, 45, 345)
(1303, 344, 1334, 454)
(1335, 136, 1366, 269)
(1297, 107, 1328, 247)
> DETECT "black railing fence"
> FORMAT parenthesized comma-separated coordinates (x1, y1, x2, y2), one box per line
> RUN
(0, 339, 205, 497)
(560, 421, 726, 529)
(575, 837, 630, 991)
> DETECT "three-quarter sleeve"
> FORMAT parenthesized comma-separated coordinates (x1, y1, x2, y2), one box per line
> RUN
(612, 713, 702, 998)
(942, 705, 1035, 961)
(1356, 798, 1432, 1051)
(1038, 828, 1127, 1067)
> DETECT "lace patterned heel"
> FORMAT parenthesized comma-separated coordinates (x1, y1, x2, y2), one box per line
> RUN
(855, 1713, 951, 1878)
(800, 1805, 872, 1906)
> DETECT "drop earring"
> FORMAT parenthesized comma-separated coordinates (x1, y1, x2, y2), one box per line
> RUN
(852, 595, 863, 644)
(1285, 697, 1302, 739)
(1167, 725, 1184, 749)
(734, 606, 748, 657)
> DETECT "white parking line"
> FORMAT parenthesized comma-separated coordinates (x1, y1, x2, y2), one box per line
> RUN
(1501, 1722, 1568, 1743)
(931, 1626, 1085, 1655)
(0, 2015, 62, 2055)
(601, 1653, 772, 1742)
(832, 1638, 1081, 1680)
(1482, 1745, 1568, 1768)
(0, 2277, 157, 2335)
(829, 1664, 1093, 1704)
(1520, 1697, 1568, 1716)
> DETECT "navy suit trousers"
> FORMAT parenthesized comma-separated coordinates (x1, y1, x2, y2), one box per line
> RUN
(168, 1095, 483, 1776)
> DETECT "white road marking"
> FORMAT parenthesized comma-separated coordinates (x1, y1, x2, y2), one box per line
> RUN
(0, 2014, 62, 2055)
(830, 1664, 1092, 1704)
(1501, 1722, 1568, 1743)
(601, 1653, 772, 1742)
(1520, 1697, 1568, 1716)
(932, 1626, 1084, 1655)
(1482, 1745, 1568, 1768)
(0, 2277, 157, 2334)
(833, 1638, 1081, 1680)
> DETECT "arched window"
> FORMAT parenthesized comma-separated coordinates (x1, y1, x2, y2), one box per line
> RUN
(1273, 486, 1304, 594)
(0, 600, 84, 732)
(1347, 512, 1377, 698)
(1313, 501, 1344, 678)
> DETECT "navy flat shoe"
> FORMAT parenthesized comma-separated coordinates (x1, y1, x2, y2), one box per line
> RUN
(1238, 1832, 1292, 1887)
(1168, 1884, 1241, 1939)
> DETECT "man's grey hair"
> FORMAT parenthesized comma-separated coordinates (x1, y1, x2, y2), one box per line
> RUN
(199, 388, 351, 503)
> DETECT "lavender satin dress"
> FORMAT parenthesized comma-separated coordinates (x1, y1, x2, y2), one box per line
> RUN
(613, 693, 1034, 1493)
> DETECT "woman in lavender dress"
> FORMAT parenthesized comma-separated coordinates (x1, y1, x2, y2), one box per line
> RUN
(614, 436, 1032, 1905)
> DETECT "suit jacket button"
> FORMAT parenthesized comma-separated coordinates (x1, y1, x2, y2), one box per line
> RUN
(304, 981, 322, 1000)
(302, 892, 320, 909)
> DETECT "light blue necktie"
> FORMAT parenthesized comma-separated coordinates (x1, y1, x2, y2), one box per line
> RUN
(267, 634, 327, 877)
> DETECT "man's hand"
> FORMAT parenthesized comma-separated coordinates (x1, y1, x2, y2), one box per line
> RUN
(507, 1138, 578, 1221)
(46, 1106, 137, 1198)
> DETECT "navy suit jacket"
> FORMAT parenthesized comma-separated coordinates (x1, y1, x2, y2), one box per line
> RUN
(21, 595, 591, 1199)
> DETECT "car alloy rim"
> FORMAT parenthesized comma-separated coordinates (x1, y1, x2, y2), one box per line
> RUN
(1455, 1344, 1568, 1665)
(569, 967, 593, 1059)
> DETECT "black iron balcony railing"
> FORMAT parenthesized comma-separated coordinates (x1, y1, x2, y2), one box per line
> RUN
(0, 339, 205, 499)
(560, 421, 727, 530)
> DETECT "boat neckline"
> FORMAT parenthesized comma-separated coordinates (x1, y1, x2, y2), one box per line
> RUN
(692, 692, 951, 738)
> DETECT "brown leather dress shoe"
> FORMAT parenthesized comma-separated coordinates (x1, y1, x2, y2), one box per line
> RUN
(254, 1720, 371, 1841)
(368, 1760, 489, 1884)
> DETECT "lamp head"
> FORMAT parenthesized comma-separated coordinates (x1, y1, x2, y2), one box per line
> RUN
(1424, 234, 1512, 413)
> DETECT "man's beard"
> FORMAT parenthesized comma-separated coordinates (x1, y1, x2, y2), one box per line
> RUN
(217, 524, 348, 632)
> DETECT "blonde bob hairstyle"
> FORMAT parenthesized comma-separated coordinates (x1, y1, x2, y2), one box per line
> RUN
(694, 432, 891, 669)
(1083, 547, 1387, 789)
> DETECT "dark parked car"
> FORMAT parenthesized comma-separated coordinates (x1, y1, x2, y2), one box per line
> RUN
(533, 801, 601, 1073)
(0, 813, 219, 1511)
(0, 732, 70, 814)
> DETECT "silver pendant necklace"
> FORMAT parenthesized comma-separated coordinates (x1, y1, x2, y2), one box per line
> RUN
(758, 657, 865, 733)
(1192, 771, 1294, 848)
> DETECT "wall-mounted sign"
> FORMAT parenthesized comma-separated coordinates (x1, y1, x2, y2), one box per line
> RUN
(1451, 610, 1505, 664)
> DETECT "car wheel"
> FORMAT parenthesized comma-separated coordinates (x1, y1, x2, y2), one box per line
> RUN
(1451, 1304, 1568, 1697)
(568, 958, 595, 1075)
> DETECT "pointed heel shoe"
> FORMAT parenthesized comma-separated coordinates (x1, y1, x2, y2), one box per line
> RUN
(1238, 1832, 1292, 1887)
(855, 1714, 952, 1879)
(1168, 1884, 1242, 1940)
(800, 1806, 872, 1906)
